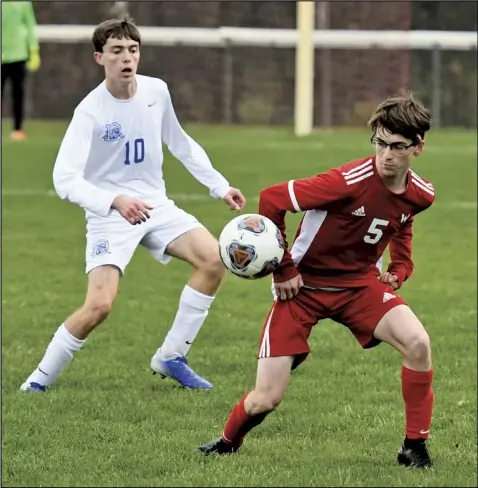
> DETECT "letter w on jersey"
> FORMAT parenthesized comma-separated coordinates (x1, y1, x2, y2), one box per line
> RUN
(102, 122, 125, 142)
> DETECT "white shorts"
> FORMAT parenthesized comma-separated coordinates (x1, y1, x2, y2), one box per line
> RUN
(85, 199, 204, 275)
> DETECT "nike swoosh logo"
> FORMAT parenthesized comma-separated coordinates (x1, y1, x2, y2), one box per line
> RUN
(185, 341, 192, 345)
(148, 102, 157, 107)
(419, 429, 430, 435)
(38, 367, 49, 376)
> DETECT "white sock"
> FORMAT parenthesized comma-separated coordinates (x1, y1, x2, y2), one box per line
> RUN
(25, 323, 86, 387)
(156, 285, 215, 360)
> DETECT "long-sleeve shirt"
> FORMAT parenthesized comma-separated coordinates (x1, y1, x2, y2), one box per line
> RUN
(259, 156, 435, 289)
(2, 1, 39, 64)
(52, 75, 231, 219)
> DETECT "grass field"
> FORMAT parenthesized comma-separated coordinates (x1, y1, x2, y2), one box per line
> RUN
(2, 121, 477, 487)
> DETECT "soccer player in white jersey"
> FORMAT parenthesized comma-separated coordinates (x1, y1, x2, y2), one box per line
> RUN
(20, 16, 246, 392)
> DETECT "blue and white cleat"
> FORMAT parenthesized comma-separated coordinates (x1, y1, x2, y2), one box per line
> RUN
(20, 381, 47, 393)
(150, 355, 213, 390)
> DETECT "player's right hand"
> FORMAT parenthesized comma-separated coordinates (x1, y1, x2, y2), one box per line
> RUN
(380, 272, 399, 290)
(223, 187, 246, 211)
(111, 195, 153, 225)
(274, 274, 304, 300)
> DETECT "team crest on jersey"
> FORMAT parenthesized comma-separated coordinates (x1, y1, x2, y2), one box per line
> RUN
(92, 239, 110, 257)
(102, 122, 125, 142)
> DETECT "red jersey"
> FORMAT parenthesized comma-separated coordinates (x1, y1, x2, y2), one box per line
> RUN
(259, 156, 435, 288)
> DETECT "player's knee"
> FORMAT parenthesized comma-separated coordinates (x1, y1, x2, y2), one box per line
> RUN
(249, 389, 283, 414)
(198, 250, 226, 279)
(405, 331, 431, 364)
(83, 297, 114, 326)
(259, 393, 283, 413)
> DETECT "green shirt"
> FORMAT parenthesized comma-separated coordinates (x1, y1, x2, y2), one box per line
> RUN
(2, 1, 39, 64)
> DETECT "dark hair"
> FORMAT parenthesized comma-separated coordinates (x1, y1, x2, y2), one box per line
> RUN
(92, 15, 141, 53)
(368, 90, 431, 143)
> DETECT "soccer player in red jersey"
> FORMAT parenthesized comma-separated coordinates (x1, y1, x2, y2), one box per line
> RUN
(198, 92, 435, 468)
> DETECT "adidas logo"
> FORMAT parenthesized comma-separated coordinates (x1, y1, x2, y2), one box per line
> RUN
(383, 292, 395, 303)
(351, 206, 366, 217)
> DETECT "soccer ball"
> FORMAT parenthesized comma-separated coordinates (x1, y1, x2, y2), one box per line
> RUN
(218, 213, 285, 279)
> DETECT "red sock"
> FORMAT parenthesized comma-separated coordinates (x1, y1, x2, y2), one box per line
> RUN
(222, 393, 269, 446)
(402, 366, 434, 440)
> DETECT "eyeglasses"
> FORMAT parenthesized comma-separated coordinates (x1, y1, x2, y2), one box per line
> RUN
(371, 137, 416, 153)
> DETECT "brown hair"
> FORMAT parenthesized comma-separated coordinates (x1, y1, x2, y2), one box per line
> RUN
(92, 15, 141, 53)
(368, 90, 431, 142)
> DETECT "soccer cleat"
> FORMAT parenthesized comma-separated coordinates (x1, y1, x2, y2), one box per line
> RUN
(397, 438, 433, 468)
(150, 354, 213, 390)
(10, 130, 27, 141)
(20, 381, 47, 393)
(197, 437, 240, 456)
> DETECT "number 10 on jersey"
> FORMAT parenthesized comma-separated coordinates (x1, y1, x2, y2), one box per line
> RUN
(124, 138, 145, 165)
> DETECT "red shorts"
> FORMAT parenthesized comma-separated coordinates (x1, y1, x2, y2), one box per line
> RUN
(258, 279, 407, 368)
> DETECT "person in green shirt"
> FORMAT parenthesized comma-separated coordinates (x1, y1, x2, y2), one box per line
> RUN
(1, 1, 41, 141)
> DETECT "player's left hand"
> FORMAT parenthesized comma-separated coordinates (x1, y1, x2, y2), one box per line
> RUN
(275, 274, 304, 300)
(27, 47, 41, 72)
(380, 272, 399, 290)
(223, 187, 246, 211)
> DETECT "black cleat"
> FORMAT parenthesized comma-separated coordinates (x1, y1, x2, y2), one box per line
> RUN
(197, 437, 241, 456)
(397, 438, 433, 468)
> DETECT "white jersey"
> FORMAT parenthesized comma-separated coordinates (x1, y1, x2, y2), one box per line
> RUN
(52, 74, 230, 218)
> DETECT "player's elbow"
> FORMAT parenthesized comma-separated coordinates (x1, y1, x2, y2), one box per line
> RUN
(52, 172, 66, 199)
(403, 262, 414, 281)
(52, 166, 74, 200)
(258, 187, 274, 213)
(259, 187, 270, 202)
(259, 183, 293, 215)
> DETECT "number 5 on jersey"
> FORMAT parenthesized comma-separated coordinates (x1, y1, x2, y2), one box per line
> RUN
(364, 218, 389, 244)
(124, 138, 145, 165)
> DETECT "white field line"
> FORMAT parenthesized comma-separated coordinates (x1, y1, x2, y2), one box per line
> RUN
(1, 189, 476, 209)
(232, 142, 475, 153)
(2, 136, 476, 153)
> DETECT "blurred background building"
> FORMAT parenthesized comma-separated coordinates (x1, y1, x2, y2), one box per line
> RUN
(4, 1, 477, 128)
